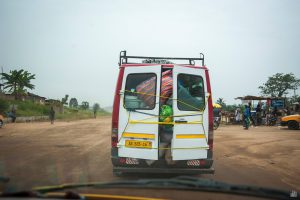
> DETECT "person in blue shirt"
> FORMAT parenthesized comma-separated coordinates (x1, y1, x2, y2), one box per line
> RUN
(243, 105, 251, 129)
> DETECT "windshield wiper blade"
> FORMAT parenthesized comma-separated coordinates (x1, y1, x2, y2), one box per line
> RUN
(0, 190, 85, 199)
(31, 176, 292, 200)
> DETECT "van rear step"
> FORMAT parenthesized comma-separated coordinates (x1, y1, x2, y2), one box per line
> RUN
(113, 167, 215, 175)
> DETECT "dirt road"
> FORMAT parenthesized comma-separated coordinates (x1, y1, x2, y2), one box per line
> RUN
(0, 117, 299, 198)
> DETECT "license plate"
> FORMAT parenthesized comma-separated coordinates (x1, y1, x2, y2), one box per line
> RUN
(125, 140, 152, 149)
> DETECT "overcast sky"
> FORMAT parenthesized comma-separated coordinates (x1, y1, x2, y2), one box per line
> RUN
(0, 0, 299, 107)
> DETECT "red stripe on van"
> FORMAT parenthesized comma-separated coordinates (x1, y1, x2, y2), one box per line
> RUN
(121, 64, 162, 67)
(205, 69, 214, 150)
(112, 67, 125, 130)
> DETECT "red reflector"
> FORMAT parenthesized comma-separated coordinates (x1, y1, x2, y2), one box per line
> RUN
(200, 160, 206, 166)
(119, 158, 126, 164)
(111, 134, 118, 147)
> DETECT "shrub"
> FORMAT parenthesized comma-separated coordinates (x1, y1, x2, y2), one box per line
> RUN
(0, 99, 9, 114)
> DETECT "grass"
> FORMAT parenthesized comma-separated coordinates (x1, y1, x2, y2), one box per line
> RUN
(56, 107, 110, 120)
(1, 99, 49, 116)
(0, 99, 110, 120)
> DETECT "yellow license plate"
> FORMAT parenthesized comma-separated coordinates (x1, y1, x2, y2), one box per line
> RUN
(125, 140, 152, 149)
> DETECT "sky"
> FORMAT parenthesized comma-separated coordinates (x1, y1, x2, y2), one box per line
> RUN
(0, 0, 300, 107)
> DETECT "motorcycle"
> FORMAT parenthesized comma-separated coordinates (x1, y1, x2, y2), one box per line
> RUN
(213, 117, 220, 130)
(0, 114, 4, 128)
(267, 114, 277, 126)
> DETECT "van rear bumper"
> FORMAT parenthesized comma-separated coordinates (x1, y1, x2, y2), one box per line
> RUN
(113, 166, 215, 174)
(111, 156, 214, 174)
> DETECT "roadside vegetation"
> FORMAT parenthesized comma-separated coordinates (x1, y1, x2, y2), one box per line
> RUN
(56, 107, 110, 120)
(0, 99, 110, 120)
(0, 69, 110, 121)
(0, 99, 48, 116)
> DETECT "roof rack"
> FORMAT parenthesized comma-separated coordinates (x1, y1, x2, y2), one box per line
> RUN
(119, 50, 204, 66)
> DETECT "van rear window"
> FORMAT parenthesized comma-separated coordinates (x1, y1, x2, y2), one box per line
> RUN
(124, 73, 157, 110)
(177, 74, 205, 111)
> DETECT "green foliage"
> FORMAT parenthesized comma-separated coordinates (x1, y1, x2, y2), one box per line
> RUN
(81, 101, 89, 110)
(223, 104, 239, 112)
(286, 95, 300, 107)
(93, 103, 100, 112)
(0, 99, 49, 116)
(0, 99, 110, 119)
(16, 100, 49, 116)
(1, 69, 35, 99)
(69, 98, 78, 108)
(216, 98, 226, 108)
(0, 99, 9, 113)
(61, 94, 69, 105)
(56, 107, 110, 120)
(259, 73, 300, 97)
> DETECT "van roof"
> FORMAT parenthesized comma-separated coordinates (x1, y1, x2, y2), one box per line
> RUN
(119, 50, 206, 67)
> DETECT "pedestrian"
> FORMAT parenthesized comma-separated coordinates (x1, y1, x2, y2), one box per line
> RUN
(256, 103, 262, 125)
(93, 110, 97, 118)
(11, 105, 17, 123)
(243, 105, 251, 130)
(49, 106, 55, 124)
(272, 106, 278, 117)
(286, 107, 291, 115)
(248, 102, 256, 126)
(235, 108, 241, 124)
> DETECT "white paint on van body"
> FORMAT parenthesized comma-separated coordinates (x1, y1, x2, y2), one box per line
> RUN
(118, 65, 208, 161)
(118, 66, 161, 160)
(172, 65, 209, 160)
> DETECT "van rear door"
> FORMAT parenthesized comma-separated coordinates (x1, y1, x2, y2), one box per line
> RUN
(172, 65, 209, 160)
(118, 65, 161, 160)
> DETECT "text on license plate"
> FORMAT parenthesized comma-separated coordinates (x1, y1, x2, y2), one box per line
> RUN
(125, 140, 152, 149)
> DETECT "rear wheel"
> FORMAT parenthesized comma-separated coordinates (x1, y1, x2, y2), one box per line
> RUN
(288, 121, 299, 130)
(213, 121, 219, 130)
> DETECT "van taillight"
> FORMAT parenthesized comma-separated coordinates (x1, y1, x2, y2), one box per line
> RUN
(111, 128, 118, 147)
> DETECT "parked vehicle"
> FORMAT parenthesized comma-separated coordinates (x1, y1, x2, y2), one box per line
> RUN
(280, 114, 300, 130)
(213, 117, 220, 130)
(0, 114, 4, 128)
(111, 51, 214, 175)
(213, 104, 221, 130)
(267, 113, 277, 126)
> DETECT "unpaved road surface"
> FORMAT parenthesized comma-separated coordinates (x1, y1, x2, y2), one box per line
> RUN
(0, 117, 299, 199)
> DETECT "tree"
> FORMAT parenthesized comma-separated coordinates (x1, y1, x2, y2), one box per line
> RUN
(93, 103, 100, 118)
(0, 99, 9, 113)
(69, 98, 78, 108)
(81, 101, 89, 110)
(223, 104, 239, 112)
(288, 95, 300, 106)
(216, 98, 226, 108)
(61, 94, 69, 106)
(1, 69, 35, 99)
(259, 73, 300, 97)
